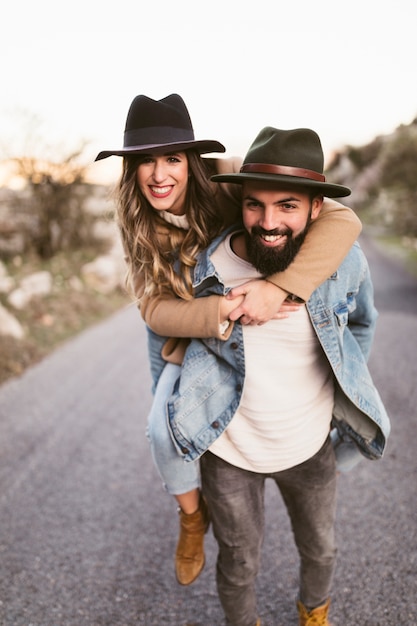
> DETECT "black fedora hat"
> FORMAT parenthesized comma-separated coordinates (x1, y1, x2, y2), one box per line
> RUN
(211, 126, 351, 198)
(95, 93, 225, 161)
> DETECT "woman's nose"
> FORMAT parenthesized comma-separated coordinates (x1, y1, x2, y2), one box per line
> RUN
(151, 161, 167, 182)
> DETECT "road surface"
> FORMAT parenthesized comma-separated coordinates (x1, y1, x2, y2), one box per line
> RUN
(0, 235, 416, 625)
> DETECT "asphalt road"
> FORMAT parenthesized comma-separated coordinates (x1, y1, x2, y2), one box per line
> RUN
(0, 235, 416, 626)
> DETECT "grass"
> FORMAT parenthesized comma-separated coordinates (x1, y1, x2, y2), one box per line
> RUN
(0, 248, 132, 386)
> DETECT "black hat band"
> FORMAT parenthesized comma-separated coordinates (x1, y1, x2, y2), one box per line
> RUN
(124, 126, 195, 148)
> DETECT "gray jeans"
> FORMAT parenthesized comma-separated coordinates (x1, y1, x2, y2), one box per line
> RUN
(200, 436, 337, 626)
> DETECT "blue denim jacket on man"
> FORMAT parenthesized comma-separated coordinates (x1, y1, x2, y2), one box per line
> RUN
(147, 227, 390, 471)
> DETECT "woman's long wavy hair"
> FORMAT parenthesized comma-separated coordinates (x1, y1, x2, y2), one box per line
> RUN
(116, 150, 224, 302)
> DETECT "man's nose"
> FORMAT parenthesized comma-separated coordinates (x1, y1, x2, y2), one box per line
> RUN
(259, 207, 280, 232)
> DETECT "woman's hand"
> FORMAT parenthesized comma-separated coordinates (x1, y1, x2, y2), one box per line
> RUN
(224, 279, 301, 325)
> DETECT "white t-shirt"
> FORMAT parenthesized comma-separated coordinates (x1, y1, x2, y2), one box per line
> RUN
(209, 232, 334, 472)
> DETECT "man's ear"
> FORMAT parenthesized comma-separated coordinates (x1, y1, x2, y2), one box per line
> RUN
(311, 195, 324, 220)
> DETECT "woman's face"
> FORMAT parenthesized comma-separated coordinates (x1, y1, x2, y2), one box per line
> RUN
(136, 152, 189, 215)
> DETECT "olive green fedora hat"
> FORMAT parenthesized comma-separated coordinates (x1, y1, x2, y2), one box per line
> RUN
(211, 126, 351, 198)
(95, 93, 225, 161)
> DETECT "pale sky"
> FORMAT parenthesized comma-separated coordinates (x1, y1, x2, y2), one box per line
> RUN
(1, 0, 417, 184)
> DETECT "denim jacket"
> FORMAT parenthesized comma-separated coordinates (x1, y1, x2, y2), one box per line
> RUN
(148, 228, 391, 470)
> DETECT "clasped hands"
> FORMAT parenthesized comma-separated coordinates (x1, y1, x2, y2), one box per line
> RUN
(220, 278, 302, 326)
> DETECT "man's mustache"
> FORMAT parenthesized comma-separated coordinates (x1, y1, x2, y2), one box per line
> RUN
(251, 225, 293, 238)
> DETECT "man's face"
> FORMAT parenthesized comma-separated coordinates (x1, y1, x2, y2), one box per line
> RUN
(242, 181, 323, 274)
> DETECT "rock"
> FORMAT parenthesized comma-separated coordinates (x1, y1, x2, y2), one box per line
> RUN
(68, 275, 84, 291)
(0, 302, 25, 339)
(81, 255, 123, 294)
(0, 273, 15, 293)
(7, 270, 53, 309)
(0, 260, 14, 293)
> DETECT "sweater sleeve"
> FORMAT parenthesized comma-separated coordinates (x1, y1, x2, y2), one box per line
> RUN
(266, 199, 362, 302)
(140, 292, 233, 340)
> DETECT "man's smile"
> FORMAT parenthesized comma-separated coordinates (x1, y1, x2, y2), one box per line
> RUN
(259, 233, 287, 246)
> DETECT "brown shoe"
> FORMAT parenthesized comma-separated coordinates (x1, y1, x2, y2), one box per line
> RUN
(297, 598, 332, 626)
(175, 495, 210, 585)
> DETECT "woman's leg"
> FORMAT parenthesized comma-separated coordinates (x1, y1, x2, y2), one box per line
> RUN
(146, 362, 209, 585)
(175, 489, 200, 514)
(147, 362, 201, 496)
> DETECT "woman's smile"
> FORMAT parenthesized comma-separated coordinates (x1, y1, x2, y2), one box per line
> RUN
(149, 185, 174, 198)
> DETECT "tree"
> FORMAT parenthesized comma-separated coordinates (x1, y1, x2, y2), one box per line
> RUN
(1, 110, 102, 259)
(376, 125, 417, 236)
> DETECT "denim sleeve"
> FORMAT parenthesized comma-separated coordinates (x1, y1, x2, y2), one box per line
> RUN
(347, 253, 378, 362)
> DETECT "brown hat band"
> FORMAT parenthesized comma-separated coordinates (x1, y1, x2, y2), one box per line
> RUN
(240, 163, 326, 182)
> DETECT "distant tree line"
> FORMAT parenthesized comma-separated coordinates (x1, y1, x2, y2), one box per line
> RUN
(325, 117, 417, 237)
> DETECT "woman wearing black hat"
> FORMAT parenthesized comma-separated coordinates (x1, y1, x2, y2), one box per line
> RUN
(95, 94, 361, 587)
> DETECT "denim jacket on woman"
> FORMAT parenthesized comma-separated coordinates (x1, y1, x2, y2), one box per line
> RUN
(147, 227, 391, 470)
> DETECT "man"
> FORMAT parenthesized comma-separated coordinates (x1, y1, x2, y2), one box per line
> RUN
(165, 127, 390, 626)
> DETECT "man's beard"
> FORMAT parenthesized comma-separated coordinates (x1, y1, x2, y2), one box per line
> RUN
(244, 218, 311, 275)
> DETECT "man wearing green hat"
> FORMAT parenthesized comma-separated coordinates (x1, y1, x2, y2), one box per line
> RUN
(161, 127, 390, 626)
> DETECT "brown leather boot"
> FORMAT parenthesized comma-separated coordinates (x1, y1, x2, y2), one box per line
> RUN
(175, 495, 210, 585)
(297, 598, 332, 625)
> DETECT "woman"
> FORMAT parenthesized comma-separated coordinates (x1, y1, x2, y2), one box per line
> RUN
(95, 93, 361, 586)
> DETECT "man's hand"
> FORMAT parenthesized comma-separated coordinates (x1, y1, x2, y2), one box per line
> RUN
(225, 279, 301, 325)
